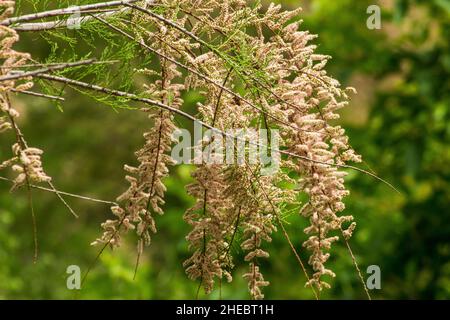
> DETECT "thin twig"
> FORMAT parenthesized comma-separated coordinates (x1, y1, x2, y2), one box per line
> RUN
(48, 179, 78, 218)
(25, 177, 38, 263)
(4, 94, 39, 262)
(133, 240, 144, 280)
(10, 88, 65, 101)
(340, 226, 372, 300)
(0, 176, 118, 206)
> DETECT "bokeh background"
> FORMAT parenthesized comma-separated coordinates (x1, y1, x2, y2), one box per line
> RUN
(0, 0, 449, 299)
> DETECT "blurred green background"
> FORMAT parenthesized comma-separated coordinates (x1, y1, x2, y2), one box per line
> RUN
(0, 0, 449, 299)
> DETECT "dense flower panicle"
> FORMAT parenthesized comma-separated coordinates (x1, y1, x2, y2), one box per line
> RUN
(182, 54, 237, 294)
(91, 1, 189, 249)
(92, 59, 184, 248)
(223, 162, 293, 299)
(10, 143, 52, 190)
(268, 20, 362, 290)
(183, 164, 232, 294)
(118, 0, 362, 297)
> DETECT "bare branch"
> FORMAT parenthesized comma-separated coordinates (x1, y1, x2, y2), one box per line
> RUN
(2, 1, 159, 31)
(0, 176, 118, 206)
(12, 9, 127, 32)
(0, 0, 142, 26)
(0, 59, 96, 82)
